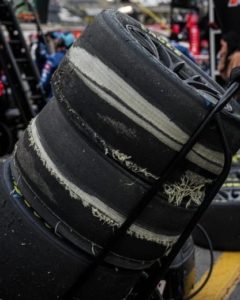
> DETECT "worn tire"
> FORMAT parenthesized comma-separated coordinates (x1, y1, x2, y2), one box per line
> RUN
(12, 98, 196, 265)
(0, 160, 141, 300)
(53, 9, 240, 182)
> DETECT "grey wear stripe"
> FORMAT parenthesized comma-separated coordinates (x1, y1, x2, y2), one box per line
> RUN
(67, 47, 223, 175)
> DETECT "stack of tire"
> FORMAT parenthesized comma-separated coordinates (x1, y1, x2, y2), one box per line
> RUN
(1, 9, 240, 300)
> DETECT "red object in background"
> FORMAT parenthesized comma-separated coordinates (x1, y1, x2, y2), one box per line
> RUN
(171, 23, 181, 35)
(71, 28, 85, 39)
(0, 81, 4, 97)
(228, 0, 239, 7)
(47, 28, 85, 40)
(186, 13, 200, 56)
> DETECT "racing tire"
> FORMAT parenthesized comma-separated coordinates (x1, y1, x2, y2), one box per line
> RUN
(0, 160, 141, 300)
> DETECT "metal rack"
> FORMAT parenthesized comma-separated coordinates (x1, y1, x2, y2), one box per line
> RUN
(209, 0, 221, 80)
(62, 68, 240, 299)
(0, 0, 46, 124)
(15, 0, 48, 45)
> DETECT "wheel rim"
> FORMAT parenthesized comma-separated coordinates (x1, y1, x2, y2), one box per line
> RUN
(125, 24, 224, 108)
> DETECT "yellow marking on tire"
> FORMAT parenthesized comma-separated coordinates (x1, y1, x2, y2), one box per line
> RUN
(223, 183, 240, 188)
(24, 199, 31, 208)
(14, 185, 23, 196)
(192, 252, 240, 300)
(44, 223, 52, 230)
(33, 211, 41, 219)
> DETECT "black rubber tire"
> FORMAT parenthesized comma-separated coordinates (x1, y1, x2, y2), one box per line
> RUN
(12, 99, 195, 265)
(0, 160, 141, 300)
(193, 167, 240, 250)
(52, 9, 240, 183)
